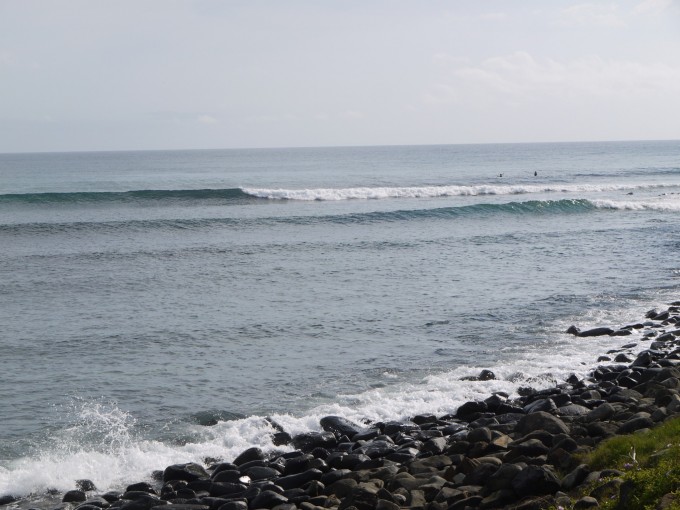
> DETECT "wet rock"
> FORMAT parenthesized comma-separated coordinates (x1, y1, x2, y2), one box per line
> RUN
(232, 447, 265, 466)
(421, 437, 447, 455)
(276, 469, 324, 490)
(163, 463, 210, 483)
(292, 432, 338, 452)
(63, 491, 87, 503)
(382, 421, 420, 435)
(126, 483, 156, 495)
(356, 440, 397, 459)
(245, 466, 279, 481)
(249, 490, 289, 509)
(320, 416, 363, 438)
(208, 483, 249, 498)
(523, 398, 557, 414)
(124, 491, 160, 501)
(76, 480, 97, 492)
(101, 492, 122, 503)
(119, 495, 166, 510)
(573, 327, 616, 337)
(272, 432, 293, 446)
(456, 401, 488, 420)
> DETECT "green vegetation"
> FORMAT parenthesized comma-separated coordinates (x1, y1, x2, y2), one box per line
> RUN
(582, 417, 680, 509)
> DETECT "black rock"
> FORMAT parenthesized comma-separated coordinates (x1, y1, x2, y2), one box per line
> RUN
(382, 421, 420, 435)
(281, 454, 313, 476)
(123, 492, 159, 501)
(275, 468, 323, 490)
(216, 501, 248, 510)
(118, 495, 165, 510)
(456, 401, 488, 420)
(249, 490, 289, 509)
(76, 480, 97, 492)
(511, 465, 561, 497)
(152, 506, 207, 510)
(244, 466, 279, 481)
(63, 490, 87, 503)
(126, 483, 156, 495)
(208, 483, 248, 498)
(356, 439, 398, 459)
(272, 432, 292, 446)
(211, 470, 243, 484)
(101, 492, 122, 503)
(479, 369, 496, 381)
(232, 447, 264, 466)
(578, 327, 615, 337)
(523, 398, 557, 414)
(163, 463, 209, 483)
(320, 416, 363, 437)
(291, 432, 337, 452)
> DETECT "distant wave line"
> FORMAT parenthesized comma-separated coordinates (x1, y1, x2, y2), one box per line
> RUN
(242, 182, 676, 201)
(0, 188, 252, 205)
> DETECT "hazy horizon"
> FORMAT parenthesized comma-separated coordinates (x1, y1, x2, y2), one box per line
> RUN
(2, 0, 679, 153)
(2, 137, 680, 157)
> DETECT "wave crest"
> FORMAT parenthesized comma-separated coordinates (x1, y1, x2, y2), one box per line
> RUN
(242, 183, 674, 201)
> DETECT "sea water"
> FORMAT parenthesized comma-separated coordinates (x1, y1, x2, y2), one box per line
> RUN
(1, 141, 680, 502)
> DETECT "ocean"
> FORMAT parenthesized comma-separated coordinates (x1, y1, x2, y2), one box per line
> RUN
(1, 140, 680, 503)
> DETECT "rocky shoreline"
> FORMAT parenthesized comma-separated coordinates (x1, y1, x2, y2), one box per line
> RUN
(4, 302, 680, 510)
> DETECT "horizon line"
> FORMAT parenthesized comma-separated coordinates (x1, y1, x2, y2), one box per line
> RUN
(1, 137, 679, 157)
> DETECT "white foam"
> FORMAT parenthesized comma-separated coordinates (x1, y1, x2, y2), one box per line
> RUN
(0, 404, 285, 499)
(242, 183, 677, 201)
(592, 197, 680, 212)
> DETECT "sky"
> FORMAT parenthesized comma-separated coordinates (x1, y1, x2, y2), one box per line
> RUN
(1, 0, 679, 153)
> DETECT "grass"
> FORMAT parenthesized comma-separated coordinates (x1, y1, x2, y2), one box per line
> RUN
(580, 416, 680, 509)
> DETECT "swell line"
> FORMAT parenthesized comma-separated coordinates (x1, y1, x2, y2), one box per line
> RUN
(0, 199, 600, 235)
(0, 188, 253, 205)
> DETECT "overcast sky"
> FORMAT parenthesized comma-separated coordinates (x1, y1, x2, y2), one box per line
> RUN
(1, 0, 679, 152)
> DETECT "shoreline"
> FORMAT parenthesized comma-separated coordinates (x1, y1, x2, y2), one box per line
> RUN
(3, 302, 680, 510)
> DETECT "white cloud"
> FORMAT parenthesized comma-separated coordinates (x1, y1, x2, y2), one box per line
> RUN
(480, 12, 507, 20)
(425, 51, 680, 106)
(634, 0, 673, 15)
(432, 53, 469, 67)
(245, 115, 279, 124)
(197, 114, 218, 124)
(560, 3, 626, 27)
(422, 83, 458, 106)
(340, 110, 365, 119)
(0, 50, 15, 66)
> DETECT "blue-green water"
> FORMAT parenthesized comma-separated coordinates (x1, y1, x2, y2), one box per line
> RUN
(1, 141, 680, 499)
